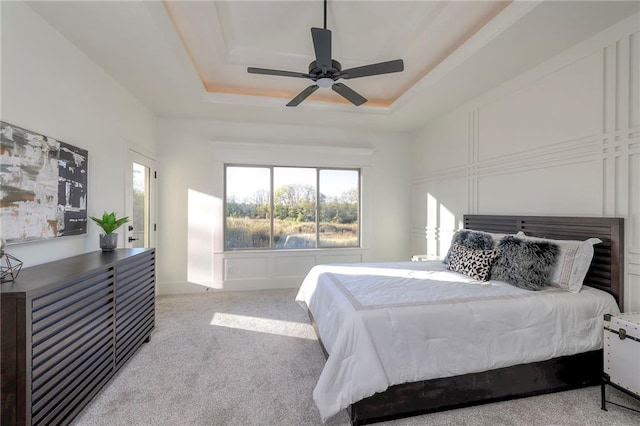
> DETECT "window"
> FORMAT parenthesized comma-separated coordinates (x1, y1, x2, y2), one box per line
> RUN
(225, 165, 360, 250)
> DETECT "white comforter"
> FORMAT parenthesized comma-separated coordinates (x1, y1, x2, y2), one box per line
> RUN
(295, 261, 620, 421)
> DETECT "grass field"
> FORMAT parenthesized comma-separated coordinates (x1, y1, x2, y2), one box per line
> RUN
(226, 217, 358, 249)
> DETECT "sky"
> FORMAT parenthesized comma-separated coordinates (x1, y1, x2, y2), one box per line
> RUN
(226, 166, 358, 201)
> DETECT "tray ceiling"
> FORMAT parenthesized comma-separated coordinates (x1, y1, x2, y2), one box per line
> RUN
(164, 1, 509, 106)
(23, 1, 640, 131)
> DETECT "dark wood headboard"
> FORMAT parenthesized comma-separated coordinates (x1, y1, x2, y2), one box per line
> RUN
(464, 215, 624, 309)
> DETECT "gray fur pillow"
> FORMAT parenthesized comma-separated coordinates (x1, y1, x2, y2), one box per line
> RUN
(491, 236, 560, 290)
(443, 230, 494, 266)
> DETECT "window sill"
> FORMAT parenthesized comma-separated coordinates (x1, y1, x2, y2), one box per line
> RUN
(218, 247, 367, 255)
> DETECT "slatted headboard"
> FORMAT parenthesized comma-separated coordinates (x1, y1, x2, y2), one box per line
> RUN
(464, 215, 624, 309)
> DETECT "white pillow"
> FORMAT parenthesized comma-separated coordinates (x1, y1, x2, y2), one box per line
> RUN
(515, 231, 601, 293)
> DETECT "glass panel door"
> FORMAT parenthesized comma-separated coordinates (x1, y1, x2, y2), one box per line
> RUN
(126, 150, 155, 248)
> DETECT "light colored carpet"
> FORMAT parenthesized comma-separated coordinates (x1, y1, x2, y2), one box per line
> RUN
(73, 289, 639, 426)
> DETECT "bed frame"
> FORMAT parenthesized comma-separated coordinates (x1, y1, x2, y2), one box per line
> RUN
(311, 215, 624, 425)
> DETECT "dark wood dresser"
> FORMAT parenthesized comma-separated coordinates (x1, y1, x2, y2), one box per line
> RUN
(1, 248, 156, 425)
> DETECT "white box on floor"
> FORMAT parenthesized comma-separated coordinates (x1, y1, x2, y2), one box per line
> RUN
(603, 312, 640, 396)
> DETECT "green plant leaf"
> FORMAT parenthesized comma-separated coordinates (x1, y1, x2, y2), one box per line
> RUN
(90, 211, 129, 235)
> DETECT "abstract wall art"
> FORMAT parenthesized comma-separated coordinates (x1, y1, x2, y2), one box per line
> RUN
(0, 121, 88, 243)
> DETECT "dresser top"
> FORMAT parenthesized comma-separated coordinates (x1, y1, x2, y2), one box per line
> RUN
(0, 248, 154, 296)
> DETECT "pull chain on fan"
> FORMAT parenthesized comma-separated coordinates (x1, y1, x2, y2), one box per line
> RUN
(247, 0, 404, 107)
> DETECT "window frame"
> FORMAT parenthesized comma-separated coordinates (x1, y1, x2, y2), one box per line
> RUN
(223, 164, 361, 251)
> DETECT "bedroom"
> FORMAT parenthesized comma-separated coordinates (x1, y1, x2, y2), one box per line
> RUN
(1, 0, 639, 425)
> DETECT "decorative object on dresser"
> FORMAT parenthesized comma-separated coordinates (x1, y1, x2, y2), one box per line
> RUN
(0, 248, 155, 426)
(602, 312, 640, 414)
(89, 211, 130, 252)
(0, 121, 88, 243)
(0, 237, 23, 282)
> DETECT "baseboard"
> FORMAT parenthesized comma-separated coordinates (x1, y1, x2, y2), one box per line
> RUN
(157, 280, 212, 295)
(156, 279, 302, 295)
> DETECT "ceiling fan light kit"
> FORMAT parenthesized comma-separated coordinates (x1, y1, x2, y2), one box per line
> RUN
(316, 77, 333, 88)
(247, 0, 404, 107)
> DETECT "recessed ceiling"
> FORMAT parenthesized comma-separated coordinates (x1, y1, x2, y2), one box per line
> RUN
(164, 1, 509, 107)
(24, 1, 640, 132)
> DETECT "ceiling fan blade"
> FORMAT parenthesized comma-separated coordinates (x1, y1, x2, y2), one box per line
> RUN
(332, 83, 367, 106)
(247, 67, 310, 79)
(340, 59, 404, 79)
(286, 85, 319, 107)
(311, 28, 332, 70)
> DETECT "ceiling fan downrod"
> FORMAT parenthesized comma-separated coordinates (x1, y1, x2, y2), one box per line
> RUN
(324, 0, 327, 30)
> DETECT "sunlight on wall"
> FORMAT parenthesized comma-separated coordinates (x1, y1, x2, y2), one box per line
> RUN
(187, 189, 218, 288)
(426, 193, 439, 257)
(210, 312, 315, 340)
(439, 202, 456, 257)
(425, 192, 458, 258)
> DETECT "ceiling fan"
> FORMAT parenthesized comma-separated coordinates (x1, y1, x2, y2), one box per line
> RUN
(247, 0, 404, 107)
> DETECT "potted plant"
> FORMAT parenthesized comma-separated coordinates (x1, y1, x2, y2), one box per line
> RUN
(90, 212, 129, 252)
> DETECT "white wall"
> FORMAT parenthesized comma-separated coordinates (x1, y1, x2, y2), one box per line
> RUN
(0, 2, 156, 266)
(411, 14, 640, 312)
(156, 118, 411, 295)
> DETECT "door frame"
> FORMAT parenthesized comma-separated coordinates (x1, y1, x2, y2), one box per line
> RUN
(124, 149, 156, 249)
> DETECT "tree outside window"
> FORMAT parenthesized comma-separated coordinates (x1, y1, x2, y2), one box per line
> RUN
(225, 165, 359, 250)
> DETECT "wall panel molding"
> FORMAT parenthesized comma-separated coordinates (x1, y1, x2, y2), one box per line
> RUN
(411, 165, 468, 184)
(411, 16, 640, 311)
(468, 109, 480, 214)
(629, 252, 640, 276)
(214, 249, 365, 291)
(413, 135, 602, 185)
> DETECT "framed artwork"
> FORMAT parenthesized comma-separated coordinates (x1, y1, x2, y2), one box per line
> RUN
(0, 121, 88, 243)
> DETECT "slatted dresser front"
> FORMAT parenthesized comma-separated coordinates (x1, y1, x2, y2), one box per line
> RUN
(0, 248, 155, 426)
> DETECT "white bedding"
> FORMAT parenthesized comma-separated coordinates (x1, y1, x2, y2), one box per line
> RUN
(295, 260, 620, 421)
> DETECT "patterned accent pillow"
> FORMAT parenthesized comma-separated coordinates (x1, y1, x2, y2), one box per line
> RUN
(447, 244, 498, 282)
(491, 236, 560, 290)
(443, 230, 495, 266)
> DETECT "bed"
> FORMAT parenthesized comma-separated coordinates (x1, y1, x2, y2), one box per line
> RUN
(296, 215, 624, 425)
